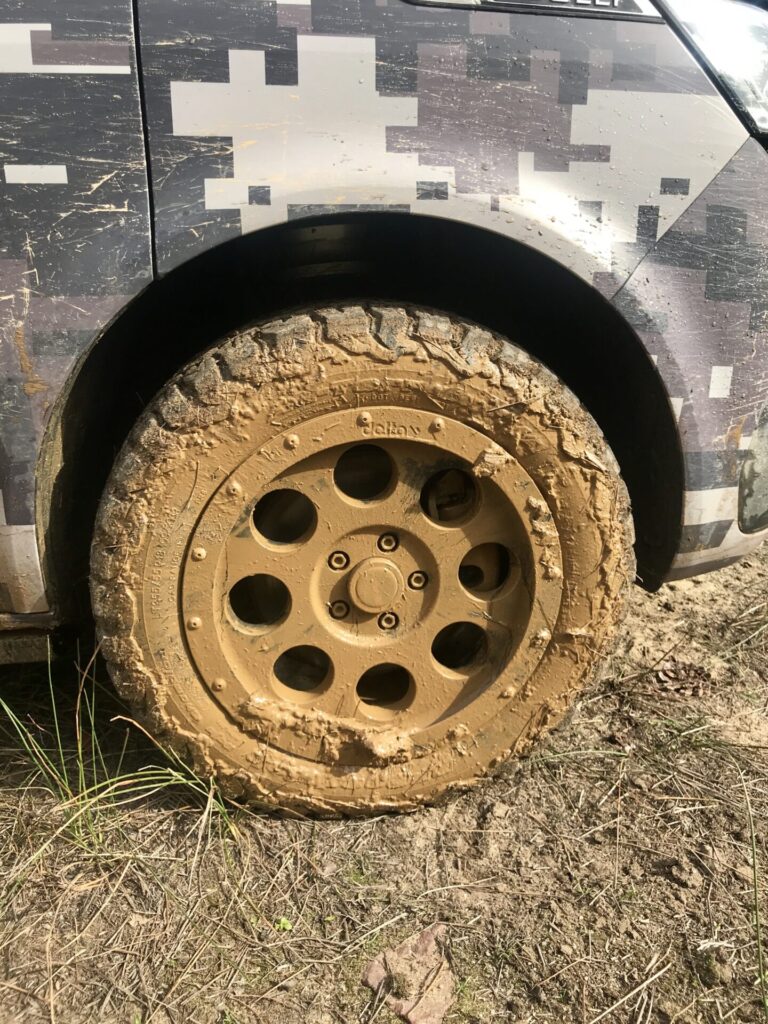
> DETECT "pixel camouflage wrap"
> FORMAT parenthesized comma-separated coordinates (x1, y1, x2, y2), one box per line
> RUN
(0, 0, 766, 616)
(125, 0, 768, 578)
(0, 5, 151, 612)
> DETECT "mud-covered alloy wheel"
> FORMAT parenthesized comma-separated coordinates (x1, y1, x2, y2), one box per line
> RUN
(91, 305, 634, 814)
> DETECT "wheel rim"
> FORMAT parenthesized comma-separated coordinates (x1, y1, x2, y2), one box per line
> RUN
(181, 406, 564, 767)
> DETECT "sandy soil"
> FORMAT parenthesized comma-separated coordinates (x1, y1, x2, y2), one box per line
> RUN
(0, 544, 766, 1024)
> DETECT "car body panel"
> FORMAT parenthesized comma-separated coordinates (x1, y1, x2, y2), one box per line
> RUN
(613, 137, 768, 576)
(0, 7, 151, 612)
(141, 2, 747, 286)
(0, 0, 766, 618)
(137, 0, 767, 577)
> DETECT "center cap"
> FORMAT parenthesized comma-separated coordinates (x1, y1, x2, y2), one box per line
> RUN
(347, 557, 403, 614)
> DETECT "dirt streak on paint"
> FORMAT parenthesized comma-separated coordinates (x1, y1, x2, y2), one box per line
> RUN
(13, 306, 47, 398)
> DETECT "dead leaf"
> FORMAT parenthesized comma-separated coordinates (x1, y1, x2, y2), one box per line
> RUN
(362, 923, 455, 1024)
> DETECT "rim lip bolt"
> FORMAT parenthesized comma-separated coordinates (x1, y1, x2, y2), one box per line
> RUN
(329, 600, 350, 620)
(328, 551, 350, 571)
(378, 611, 399, 631)
(377, 533, 399, 553)
(408, 571, 428, 590)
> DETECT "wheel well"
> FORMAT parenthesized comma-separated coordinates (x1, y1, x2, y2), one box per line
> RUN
(39, 212, 683, 619)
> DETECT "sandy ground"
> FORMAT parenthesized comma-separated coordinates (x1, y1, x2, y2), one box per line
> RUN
(0, 544, 767, 1024)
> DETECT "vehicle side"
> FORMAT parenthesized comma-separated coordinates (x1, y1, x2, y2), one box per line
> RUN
(0, 0, 766, 649)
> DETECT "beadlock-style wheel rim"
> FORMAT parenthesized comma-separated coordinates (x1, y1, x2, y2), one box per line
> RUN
(181, 407, 564, 767)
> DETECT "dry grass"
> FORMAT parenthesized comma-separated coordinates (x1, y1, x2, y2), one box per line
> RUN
(0, 546, 767, 1023)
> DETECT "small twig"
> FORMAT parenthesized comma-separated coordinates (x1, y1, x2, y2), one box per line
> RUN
(586, 963, 672, 1024)
(737, 765, 768, 1020)
(415, 877, 498, 899)
(614, 762, 624, 889)
(614, 638, 687, 685)
(0, 980, 48, 1008)
(535, 956, 588, 987)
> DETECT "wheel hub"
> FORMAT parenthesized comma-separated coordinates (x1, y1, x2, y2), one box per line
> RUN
(347, 557, 402, 614)
(181, 406, 564, 766)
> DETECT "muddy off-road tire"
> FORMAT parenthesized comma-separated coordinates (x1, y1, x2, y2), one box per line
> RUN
(91, 305, 634, 814)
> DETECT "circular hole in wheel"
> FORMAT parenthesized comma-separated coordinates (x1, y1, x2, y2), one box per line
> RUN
(228, 574, 290, 628)
(459, 543, 511, 595)
(420, 468, 478, 524)
(356, 664, 413, 707)
(274, 645, 331, 693)
(334, 444, 394, 501)
(432, 622, 488, 671)
(253, 489, 317, 544)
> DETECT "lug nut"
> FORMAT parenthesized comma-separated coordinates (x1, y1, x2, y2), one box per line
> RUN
(330, 600, 350, 620)
(377, 533, 399, 553)
(191, 546, 207, 562)
(408, 571, 428, 590)
(328, 551, 350, 571)
(378, 611, 399, 631)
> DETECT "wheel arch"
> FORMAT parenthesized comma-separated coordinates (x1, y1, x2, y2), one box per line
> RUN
(38, 211, 683, 620)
